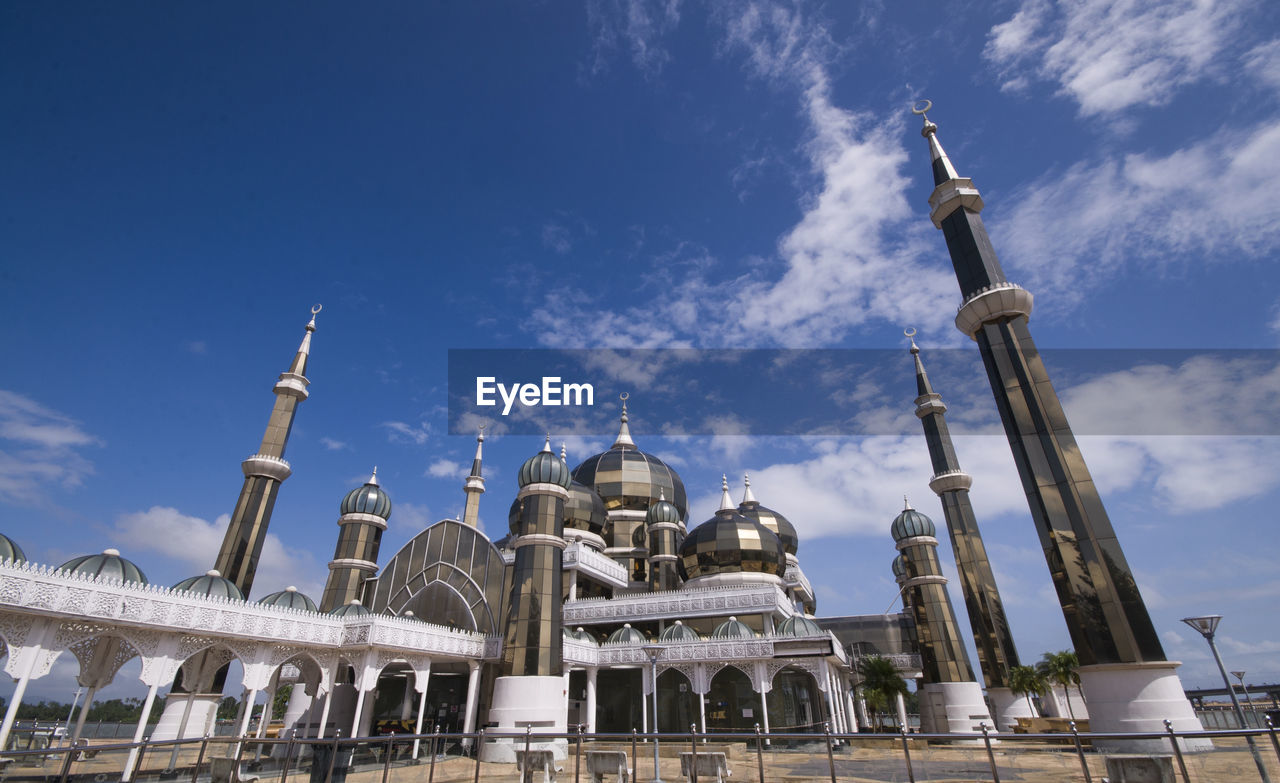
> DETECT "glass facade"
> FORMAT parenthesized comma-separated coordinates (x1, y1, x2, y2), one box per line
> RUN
(503, 491, 565, 677)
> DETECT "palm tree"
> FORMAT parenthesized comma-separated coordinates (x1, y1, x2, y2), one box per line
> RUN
(1008, 665, 1047, 716)
(1038, 651, 1083, 720)
(857, 656, 909, 731)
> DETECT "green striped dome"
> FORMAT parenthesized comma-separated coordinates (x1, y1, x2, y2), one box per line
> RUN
(173, 570, 244, 601)
(777, 615, 823, 637)
(606, 623, 647, 644)
(258, 586, 318, 612)
(659, 620, 700, 642)
(711, 616, 755, 639)
(519, 440, 572, 489)
(341, 471, 392, 519)
(891, 503, 935, 541)
(0, 534, 26, 563)
(330, 599, 371, 617)
(59, 549, 148, 585)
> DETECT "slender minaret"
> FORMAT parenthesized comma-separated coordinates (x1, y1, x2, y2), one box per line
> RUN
(214, 304, 320, 597)
(320, 469, 392, 612)
(892, 498, 992, 734)
(646, 491, 682, 591)
(907, 332, 1032, 728)
(461, 426, 486, 528)
(915, 104, 1203, 743)
(484, 436, 571, 761)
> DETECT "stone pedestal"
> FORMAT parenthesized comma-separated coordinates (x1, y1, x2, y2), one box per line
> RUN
(151, 693, 220, 741)
(1079, 661, 1210, 753)
(479, 676, 568, 762)
(1104, 754, 1175, 783)
(989, 687, 1036, 731)
(919, 682, 993, 735)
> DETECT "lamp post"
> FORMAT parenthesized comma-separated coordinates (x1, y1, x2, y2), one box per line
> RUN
(641, 644, 665, 783)
(1182, 615, 1270, 783)
(1232, 671, 1262, 728)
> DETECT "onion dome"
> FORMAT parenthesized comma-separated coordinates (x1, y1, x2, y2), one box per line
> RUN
(631, 522, 647, 547)
(891, 497, 935, 541)
(737, 475, 798, 556)
(606, 623, 647, 644)
(564, 480, 607, 535)
(711, 616, 755, 639)
(330, 598, 371, 617)
(678, 479, 786, 581)
(0, 534, 25, 563)
(777, 615, 823, 637)
(571, 398, 688, 518)
(659, 620, 700, 642)
(562, 626, 596, 643)
(59, 548, 148, 585)
(258, 585, 318, 612)
(518, 437, 572, 489)
(646, 493, 681, 526)
(892, 554, 908, 581)
(173, 569, 244, 601)
(341, 468, 392, 519)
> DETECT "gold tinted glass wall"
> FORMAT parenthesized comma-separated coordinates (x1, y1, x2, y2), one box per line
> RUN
(503, 492, 565, 677)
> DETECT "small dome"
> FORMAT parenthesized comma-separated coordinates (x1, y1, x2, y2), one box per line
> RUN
(0, 534, 26, 563)
(562, 626, 596, 643)
(564, 481, 607, 535)
(341, 469, 392, 519)
(678, 510, 786, 581)
(891, 499, 935, 541)
(173, 570, 244, 601)
(258, 585, 318, 612)
(631, 522, 647, 547)
(659, 620, 700, 642)
(646, 495, 681, 527)
(330, 599, 371, 617)
(892, 554, 908, 580)
(777, 615, 823, 637)
(519, 439, 572, 489)
(711, 616, 755, 639)
(59, 548, 148, 585)
(606, 623, 647, 644)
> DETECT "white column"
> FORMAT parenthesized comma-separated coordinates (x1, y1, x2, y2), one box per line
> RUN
(400, 676, 414, 721)
(461, 661, 482, 748)
(895, 692, 908, 730)
(315, 692, 332, 739)
(585, 668, 598, 734)
(238, 689, 259, 737)
(641, 679, 649, 734)
(121, 680, 160, 782)
(759, 689, 770, 735)
(569, 571, 579, 601)
(762, 614, 774, 635)
(843, 679, 859, 733)
(564, 670, 572, 719)
(698, 692, 706, 734)
(350, 689, 367, 739)
(256, 691, 272, 739)
(411, 670, 430, 760)
(0, 624, 51, 751)
(71, 685, 99, 744)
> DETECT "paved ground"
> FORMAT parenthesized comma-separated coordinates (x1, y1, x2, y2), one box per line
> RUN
(3, 734, 1279, 783)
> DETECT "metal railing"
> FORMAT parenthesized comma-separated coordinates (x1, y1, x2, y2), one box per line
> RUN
(2, 718, 1279, 783)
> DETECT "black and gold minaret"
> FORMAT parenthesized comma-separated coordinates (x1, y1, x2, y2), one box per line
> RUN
(320, 469, 392, 612)
(892, 500, 992, 733)
(916, 104, 1203, 740)
(907, 334, 1030, 726)
(214, 304, 320, 597)
(646, 492, 682, 592)
(461, 426, 485, 528)
(504, 437, 571, 677)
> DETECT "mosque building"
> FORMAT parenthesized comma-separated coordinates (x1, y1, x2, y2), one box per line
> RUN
(0, 109, 1204, 768)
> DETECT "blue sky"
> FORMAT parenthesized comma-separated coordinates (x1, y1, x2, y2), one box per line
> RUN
(3, 1, 1280, 703)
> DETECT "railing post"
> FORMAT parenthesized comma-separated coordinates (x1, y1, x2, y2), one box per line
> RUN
(980, 723, 1000, 783)
(522, 725, 533, 783)
(233, 733, 249, 772)
(754, 724, 765, 783)
(323, 729, 341, 783)
(135, 734, 152, 780)
(381, 732, 395, 783)
(56, 743, 76, 783)
(1069, 721, 1091, 783)
(472, 728, 484, 783)
(898, 722, 915, 783)
(824, 722, 836, 783)
(574, 724, 583, 783)
(1164, 719, 1191, 783)
(1268, 717, 1280, 767)
(428, 726, 440, 783)
(631, 728, 638, 783)
(277, 730, 297, 783)
(691, 723, 699, 783)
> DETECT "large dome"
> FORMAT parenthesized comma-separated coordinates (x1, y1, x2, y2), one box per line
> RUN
(678, 509, 786, 581)
(738, 476, 798, 556)
(571, 402, 687, 518)
(564, 480, 607, 535)
(341, 469, 392, 519)
(59, 548, 148, 585)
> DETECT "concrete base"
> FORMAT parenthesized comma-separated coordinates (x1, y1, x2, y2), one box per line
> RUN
(1078, 661, 1211, 753)
(151, 694, 220, 741)
(1104, 754, 1175, 783)
(479, 675, 568, 762)
(919, 682, 993, 735)
(989, 687, 1036, 731)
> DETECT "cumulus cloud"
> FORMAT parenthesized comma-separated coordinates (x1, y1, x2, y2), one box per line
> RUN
(0, 390, 102, 505)
(989, 120, 1280, 309)
(1243, 39, 1280, 88)
(984, 0, 1253, 116)
(426, 458, 465, 479)
(319, 437, 348, 451)
(381, 420, 431, 445)
(390, 501, 434, 534)
(111, 507, 324, 599)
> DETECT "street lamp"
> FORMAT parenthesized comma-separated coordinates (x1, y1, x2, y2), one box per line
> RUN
(641, 644, 666, 783)
(1182, 615, 1270, 783)
(1232, 670, 1262, 728)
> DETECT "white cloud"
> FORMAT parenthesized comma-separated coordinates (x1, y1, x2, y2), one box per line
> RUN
(390, 501, 433, 533)
(585, 0, 682, 77)
(541, 223, 572, 254)
(0, 390, 102, 505)
(427, 458, 465, 479)
(1243, 39, 1280, 88)
(990, 120, 1280, 309)
(381, 420, 431, 445)
(984, 0, 1253, 116)
(111, 507, 324, 599)
(319, 437, 348, 451)
(185, 340, 207, 355)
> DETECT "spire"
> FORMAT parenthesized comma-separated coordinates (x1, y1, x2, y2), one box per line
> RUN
(915, 100, 959, 186)
(469, 426, 485, 479)
(904, 495, 913, 511)
(288, 304, 321, 376)
(719, 474, 734, 511)
(367, 466, 379, 486)
(542, 433, 552, 453)
(613, 393, 635, 449)
(462, 426, 486, 528)
(905, 328, 935, 397)
(742, 474, 757, 505)
(559, 442, 567, 461)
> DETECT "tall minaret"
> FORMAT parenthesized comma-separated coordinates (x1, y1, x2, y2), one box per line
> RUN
(320, 469, 392, 612)
(214, 304, 321, 598)
(461, 426, 486, 528)
(891, 498, 992, 734)
(907, 332, 1032, 729)
(915, 103, 1203, 742)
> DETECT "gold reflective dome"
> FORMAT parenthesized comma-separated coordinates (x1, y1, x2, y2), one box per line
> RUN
(571, 447, 687, 519)
(738, 502, 798, 556)
(678, 510, 785, 580)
